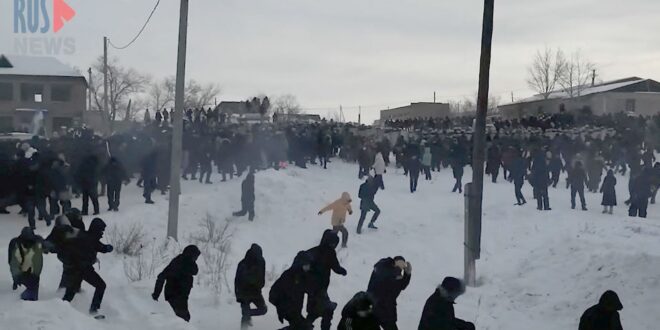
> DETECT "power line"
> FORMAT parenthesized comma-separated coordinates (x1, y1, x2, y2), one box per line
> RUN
(108, 0, 161, 50)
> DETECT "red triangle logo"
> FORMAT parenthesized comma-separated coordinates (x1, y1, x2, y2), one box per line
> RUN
(53, 0, 76, 33)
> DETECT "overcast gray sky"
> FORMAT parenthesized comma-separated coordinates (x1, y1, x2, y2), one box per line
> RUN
(2, 0, 660, 123)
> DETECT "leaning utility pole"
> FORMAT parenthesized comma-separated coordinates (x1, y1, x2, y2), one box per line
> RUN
(167, 0, 189, 240)
(103, 37, 109, 133)
(465, 0, 494, 287)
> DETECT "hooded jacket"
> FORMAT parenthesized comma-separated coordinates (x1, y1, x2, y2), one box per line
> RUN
(234, 244, 265, 302)
(269, 251, 312, 322)
(72, 218, 113, 268)
(339, 292, 382, 330)
(579, 290, 624, 330)
(367, 258, 411, 323)
(418, 278, 474, 330)
(319, 192, 353, 226)
(154, 245, 201, 302)
(306, 230, 346, 294)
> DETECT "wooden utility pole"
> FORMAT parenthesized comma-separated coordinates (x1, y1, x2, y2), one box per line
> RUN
(167, 0, 190, 240)
(465, 0, 494, 287)
(103, 37, 109, 133)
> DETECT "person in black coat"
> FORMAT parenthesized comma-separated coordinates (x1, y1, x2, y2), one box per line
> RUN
(548, 152, 564, 188)
(338, 292, 383, 330)
(141, 150, 158, 204)
(305, 230, 347, 330)
(62, 218, 113, 315)
(510, 152, 527, 205)
(569, 161, 588, 211)
(235, 244, 267, 328)
(269, 251, 313, 330)
(408, 155, 421, 193)
(44, 213, 83, 290)
(76, 154, 100, 215)
(152, 245, 201, 322)
(357, 177, 380, 234)
(102, 157, 129, 212)
(486, 144, 502, 183)
(530, 152, 551, 211)
(600, 170, 617, 214)
(358, 146, 372, 179)
(233, 172, 256, 221)
(367, 257, 411, 330)
(629, 166, 653, 218)
(579, 290, 623, 330)
(418, 277, 475, 330)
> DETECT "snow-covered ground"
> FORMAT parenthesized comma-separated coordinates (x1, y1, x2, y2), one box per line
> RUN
(0, 161, 658, 329)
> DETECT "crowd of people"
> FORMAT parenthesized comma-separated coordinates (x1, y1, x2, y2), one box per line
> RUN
(3, 108, 658, 328)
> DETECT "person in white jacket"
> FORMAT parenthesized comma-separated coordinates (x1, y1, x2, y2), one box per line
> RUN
(373, 152, 386, 190)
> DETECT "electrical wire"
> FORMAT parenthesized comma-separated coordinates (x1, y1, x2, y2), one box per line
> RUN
(108, 0, 161, 50)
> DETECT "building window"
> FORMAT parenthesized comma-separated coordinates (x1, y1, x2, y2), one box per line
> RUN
(20, 83, 44, 103)
(51, 85, 73, 102)
(0, 83, 13, 101)
(625, 99, 636, 112)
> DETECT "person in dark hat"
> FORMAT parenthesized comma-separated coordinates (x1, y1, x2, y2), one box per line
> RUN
(367, 256, 412, 330)
(235, 244, 267, 329)
(579, 290, 624, 330)
(338, 292, 382, 330)
(152, 245, 201, 322)
(418, 277, 475, 330)
(8, 227, 44, 301)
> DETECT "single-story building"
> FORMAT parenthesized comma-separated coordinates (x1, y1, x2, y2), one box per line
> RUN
(380, 102, 451, 121)
(274, 113, 321, 123)
(0, 54, 87, 136)
(499, 77, 660, 118)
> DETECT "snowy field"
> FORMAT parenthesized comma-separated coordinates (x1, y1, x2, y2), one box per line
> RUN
(0, 160, 659, 330)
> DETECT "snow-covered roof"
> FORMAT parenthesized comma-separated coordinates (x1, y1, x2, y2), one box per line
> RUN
(0, 54, 83, 78)
(504, 77, 650, 106)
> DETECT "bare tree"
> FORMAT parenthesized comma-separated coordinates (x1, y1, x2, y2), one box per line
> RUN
(147, 77, 219, 111)
(273, 94, 302, 115)
(90, 56, 149, 129)
(527, 48, 566, 100)
(558, 50, 596, 98)
(148, 77, 175, 111)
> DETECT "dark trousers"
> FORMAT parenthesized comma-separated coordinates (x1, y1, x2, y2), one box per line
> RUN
(280, 312, 310, 330)
(423, 166, 432, 180)
(332, 225, 348, 247)
(306, 293, 337, 330)
(49, 195, 71, 216)
(490, 167, 499, 183)
(81, 187, 99, 214)
(234, 200, 255, 220)
(107, 181, 122, 210)
(410, 172, 419, 192)
(358, 166, 369, 179)
(63, 266, 106, 312)
(380, 322, 399, 330)
(36, 197, 49, 220)
(357, 200, 380, 232)
(514, 180, 526, 204)
(199, 165, 212, 183)
(16, 272, 40, 301)
(551, 170, 560, 187)
(535, 187, 550, 210)
(629, 196, 649, 218)
(571, 186, 586, 209)
(143, 177, 157, 202)
(240, 295, 268, 322)
(452, 177, 463, 193)
(168, 298, 191, 322)
(374, 174, 385, 190)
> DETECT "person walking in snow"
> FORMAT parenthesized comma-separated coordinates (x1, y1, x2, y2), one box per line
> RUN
(367, 256, 412, 330)
(318, 192, 353, 248)
(357, 177, 381, 234)
(418, 277, 475, 330)
(530, 151, 551, 211)
(269, 251, 313, 330)
(8, 227, 44, 301)
(75, 154, 100, 216)
(44, 213, 83, 290)
(233, 171, 256, 221)
(338, 292, 383, 330)
(305, 230, 347, 330)
(510, 151, 527, 206)
(141, 150, 158, 204)
(62, 218, 113, 316)
(600, 170, 617, 214)
(579, 290, 624, 330)
(152, 245, 201, 322)
(628, 166, 653, 218)
(548, 152, 563, 188)
(569, 161, 588, 211)
(101, 157, 129, 212)
(373, 151, 386, 190)
(235, 244, 267, 329)
(486, 143, 501, 183)
(408, 155, 422, 193)
(421, 146, 432, 181)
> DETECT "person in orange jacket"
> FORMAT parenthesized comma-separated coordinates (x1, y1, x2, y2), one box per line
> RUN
(318, 192, 353, 248)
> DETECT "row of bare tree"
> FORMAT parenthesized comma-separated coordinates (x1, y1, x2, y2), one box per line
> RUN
(527, 47, 597, 100)
(87, 56, 303, 124)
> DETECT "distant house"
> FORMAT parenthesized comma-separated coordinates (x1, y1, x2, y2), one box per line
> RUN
(380, 102, 451, 121)
(0, 54, 87, 136)
(275, 113, 321, 123)
(215, 101, 252, 115)
(499, 77, 660, 118)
